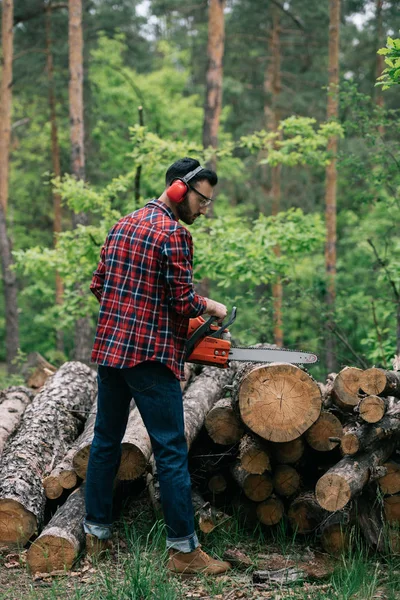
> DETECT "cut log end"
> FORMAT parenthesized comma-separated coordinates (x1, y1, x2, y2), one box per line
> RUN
(379, 462, 400, 495)
(238, 364, 321, 443)
(340, 433, 360, 456)
(256, 497, 284, 526)
(243, 474, 273, 503)
(59, 470, 78, 490)
(205, 401, 244, 445)
(43, 475, 64, 500)
(320, 523, 350, 556)
(305, 412, 342, 451)
(118, 444, 149, 481)
(273, 437, 305, 465)
(332, 367, 363, 410)
(360, 368, 386, 396)
(273, 465, 300, 497)
(27, 534, 77, 574)
(358, 395, 386, 423)
(0, 499, 37, 545)
(315, 473, 351, 512)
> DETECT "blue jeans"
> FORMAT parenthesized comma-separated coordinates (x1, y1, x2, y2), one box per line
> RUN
(84, 361, 199, 553)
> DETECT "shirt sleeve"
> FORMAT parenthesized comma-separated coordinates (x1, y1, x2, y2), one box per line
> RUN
(161, 227, 207, 317)
(90, 244, 106, 303)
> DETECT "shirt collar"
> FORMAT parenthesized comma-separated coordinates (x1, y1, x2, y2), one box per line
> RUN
(147, 198, 178, 222)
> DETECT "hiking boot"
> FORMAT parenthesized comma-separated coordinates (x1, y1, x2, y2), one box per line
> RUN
(85, 534, 113, 559)
(167, 546, 231, 576)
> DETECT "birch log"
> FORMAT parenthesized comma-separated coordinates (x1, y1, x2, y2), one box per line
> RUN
(0, 362, 96, 546)
(0, 386, 33, 456)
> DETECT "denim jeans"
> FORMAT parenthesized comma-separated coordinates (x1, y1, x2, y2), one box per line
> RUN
(84, 361, 199, 553)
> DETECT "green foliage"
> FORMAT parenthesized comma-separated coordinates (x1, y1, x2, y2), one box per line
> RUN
(377, 35, 400, 89)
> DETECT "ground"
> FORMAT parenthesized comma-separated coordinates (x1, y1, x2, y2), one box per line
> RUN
(0, 489, 399, 600)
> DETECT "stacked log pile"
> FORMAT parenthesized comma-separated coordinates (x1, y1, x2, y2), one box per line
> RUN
(0, 359, 399, 576)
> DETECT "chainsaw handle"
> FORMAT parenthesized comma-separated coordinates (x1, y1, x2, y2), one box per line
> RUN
(185, 315, 218, 360)
(209, 306, 237, 339)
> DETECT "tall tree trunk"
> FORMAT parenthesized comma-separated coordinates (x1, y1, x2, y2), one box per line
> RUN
(0, 0, 19, 374)
(325, 0, 340, 373)
(264, 7, 283, 347)
(375, 0, 384, 137)
(202, 0, 225, 173)
(45, 3, 64, 353)
(68, 0, 91, 362)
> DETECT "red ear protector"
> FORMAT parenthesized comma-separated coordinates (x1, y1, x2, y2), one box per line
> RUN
(166, 165, 205, 203)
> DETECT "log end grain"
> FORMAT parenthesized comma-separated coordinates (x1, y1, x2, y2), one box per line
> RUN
(315, 473, 351, 512)
(118, 444, 149, 481)
(273, 437, 305, 465)
(340, 433, 360, 456)
(208, 474, 228, 494)
(243, 473, 273, 503)
(384, 495, 400, 524)
(43, 475, 64, 500)
(205, 401, 244, 445)
(27, 529, 78, 573)
(273, 465, 300, 497)
(379, 461, 400, 495)
(0, 499, 37, 545)
(358, 395, 386, 423)
(320, 523, 350, 556)
(59, 470, 78, 490)
(332, 367, 363, 410)
(256, 497, 284, 526)
(305, 412, 342, 452)
(360, 368, 386, 396)
(238, 364, 322, 443)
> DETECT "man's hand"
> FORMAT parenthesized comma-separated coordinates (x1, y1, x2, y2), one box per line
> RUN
(204, 298, 228, 323)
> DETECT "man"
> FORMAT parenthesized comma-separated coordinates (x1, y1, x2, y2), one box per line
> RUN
(85, 157, 231, 575)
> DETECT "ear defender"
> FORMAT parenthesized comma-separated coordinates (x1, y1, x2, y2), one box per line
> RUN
(166, 165, 205, 203)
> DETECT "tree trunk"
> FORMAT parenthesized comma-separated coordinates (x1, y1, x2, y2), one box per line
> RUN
(375, 0, 384, 137)
(0, 0, 19, 374)
(332, 366, 363, 410)
(239, 433, 271, 474)
(233, 363, 321, 442)
(203, 0, 225, 172)
(256, 495, 284, 526)
(0, 362, 96, 546)
(231, 462, 273, 502)
(264, 5, 283, 347)
(68, 0, 91, 362)
(27, 485, 86, 573)
(205, 397, 244, 445)
(325, 0, 340, 373)
(273, 464, 301, 497)
(360, 368, 400, 398)
(304, 411, 342, 451)
(0, 386, 33, 457)
(315, 439, 395, 512)
(45, 4, 64, 352)
(357, 395, 387, 423)
(288, 492, 327, 534)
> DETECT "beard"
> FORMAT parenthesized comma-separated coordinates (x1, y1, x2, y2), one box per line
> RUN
(176, 195, 200, 225)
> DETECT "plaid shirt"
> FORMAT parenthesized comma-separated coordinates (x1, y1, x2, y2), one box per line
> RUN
(90, 199, 207, 380)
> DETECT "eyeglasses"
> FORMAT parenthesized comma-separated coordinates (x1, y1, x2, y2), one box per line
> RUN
(188, 184, 213, 207)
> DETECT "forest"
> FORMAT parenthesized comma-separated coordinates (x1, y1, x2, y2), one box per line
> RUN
(0, 0, 399, 383)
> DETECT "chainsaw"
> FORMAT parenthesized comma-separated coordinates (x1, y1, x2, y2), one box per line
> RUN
(186, 307, 318, 368)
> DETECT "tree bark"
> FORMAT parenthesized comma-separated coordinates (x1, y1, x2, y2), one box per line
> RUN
(318, 372, 337, 409)
(341, 413, 400, 456)
(45, 4, 64, 352)
(205, 397, 244, 445)
(0, 0, 19, 374)
(239, 433, 271, 474)
(0, 386, 33, 457)
(27, 484, 86, 573)
(0, 362, 96, 546)
(325, 0, 340, 373)
(315, 439, 395, 512)
(375, 0, 384, 137)
(360, 368, 400, 399)
(304, 411, 342, 451)
(68, 0, 91, 362)
(233, 363, 321, 442)
(191, 488, 231, 534)
(203, 0, 225, 172)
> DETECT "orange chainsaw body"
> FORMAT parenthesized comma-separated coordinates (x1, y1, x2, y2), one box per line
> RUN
(187, 316, 231, 368)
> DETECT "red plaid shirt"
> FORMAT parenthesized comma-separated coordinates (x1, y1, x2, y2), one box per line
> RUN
(90, 199, 207, 380)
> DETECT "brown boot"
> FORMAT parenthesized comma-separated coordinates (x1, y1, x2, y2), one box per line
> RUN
(86, 534, 113, 559)
(167, 546, 231, 576)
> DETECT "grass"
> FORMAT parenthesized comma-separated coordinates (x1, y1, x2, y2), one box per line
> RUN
(1, 493, 400, 600)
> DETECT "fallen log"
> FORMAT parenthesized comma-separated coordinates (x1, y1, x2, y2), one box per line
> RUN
(356, 395, 387, 424)
(239, 433, 271, 474)
(0, 362, 96, 546)
(205, 398, 244, 445)
(315, 439, 395, 512)
(27, 485, 86, 573)
(233, 363, 321, 443)
(332, 367, 364, 410)
(304, 411, 342, 452)
(273, 464, 301, 497)
(0, 386, 33, 457)
(360, 368, 400, 399)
